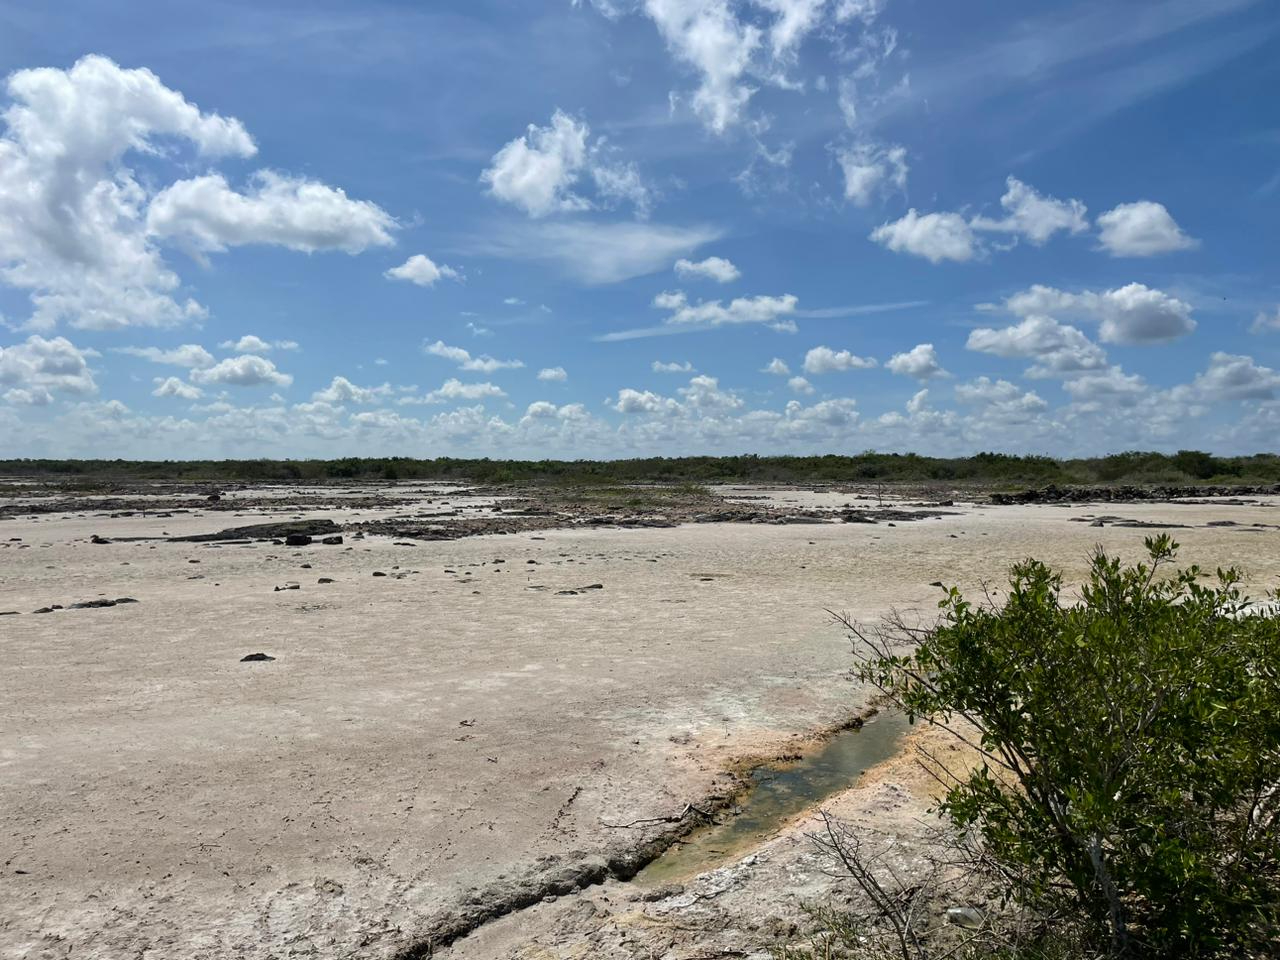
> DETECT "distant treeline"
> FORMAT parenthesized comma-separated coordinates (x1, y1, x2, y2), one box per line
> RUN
(1, 450, 1278, 487)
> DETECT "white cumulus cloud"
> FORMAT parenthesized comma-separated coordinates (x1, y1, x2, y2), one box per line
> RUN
(385, 254, 460, 287)
(657, 290, 799, 329)
(1184, 352, 1280, 402)
(152, 376, 202, 400)
(190, 355, 292, 387)
(114, 344, 214, 368)
(147, 170, 396, 254)
(411, 379, 507, 403)
(872, 178, 1088, 262)
(837, 142, 908, 206)
(612, 387, 680, 414)
(467, 219, 720, 285)
(870, 209, 979, 263)
(966, 314, 1108, 377)
(217, 335, 299, 354)
(1000, 282, 1195, 345)
(955, 377, 1048, 421)
(970, 177, 1088, 245)
(1096, 201, 1197, 257)
(311, 376, 391, 404)
(886, 343, 947, 380)
(481, 109, 649, 218)
(424, 340, 524, 373)
(1251, 306, 1280, 335)
(537, 366, 568, 381)
(762, 357, 790, 375)
(0, 55, 393, 332)
(0, 334, 98, 403)
(674, 256, 740, 283)
(803, 345, 877, 374)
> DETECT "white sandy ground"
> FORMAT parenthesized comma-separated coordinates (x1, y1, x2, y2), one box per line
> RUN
(2, 488, 1278, 959)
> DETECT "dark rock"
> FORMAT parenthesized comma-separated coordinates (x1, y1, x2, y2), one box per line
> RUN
(284, 534, 312, 546)
(90, 534, 110, 544)
(32, 607, 55, 614)
(840, 511, 877, 524)
(372, 571, 387, 577)
(321, 535, 343, 545)
(172, 519, 340, 543)
(318, 577, 335, 584)
(989, 483, 1280, 506)
(69, 599, 119, 609)
(240, 653, 275, 662)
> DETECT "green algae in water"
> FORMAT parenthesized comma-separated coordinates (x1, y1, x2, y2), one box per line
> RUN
(635, 711, 911, 885)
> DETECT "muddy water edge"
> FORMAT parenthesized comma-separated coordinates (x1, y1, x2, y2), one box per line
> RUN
(633, 709, 913, 885)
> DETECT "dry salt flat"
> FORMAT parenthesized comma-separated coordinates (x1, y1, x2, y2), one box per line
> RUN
(2, 484, 1278, 959)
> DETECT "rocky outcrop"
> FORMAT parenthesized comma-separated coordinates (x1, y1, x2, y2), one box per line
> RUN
(989, 484, 1280, 505)
(171, 519, 342, 542)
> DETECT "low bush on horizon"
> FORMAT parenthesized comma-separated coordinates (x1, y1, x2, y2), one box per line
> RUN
(2, 450, 1279, 487)
(787, 537, 1279, 959)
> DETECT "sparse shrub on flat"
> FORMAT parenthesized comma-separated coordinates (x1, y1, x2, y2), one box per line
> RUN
(795, 537, 1279, 959)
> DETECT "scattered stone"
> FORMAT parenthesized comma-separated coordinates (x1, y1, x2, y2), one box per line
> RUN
(90, 534, 110, 544)
(372, 571, 387, 577)
(33, 607, 55, 614)
(285, 534, 312, 546)
(300, 563, 312, 569)
(240, 653, 275, 662)
(321, 535, 343, 545)
(318, 578, 335, 584)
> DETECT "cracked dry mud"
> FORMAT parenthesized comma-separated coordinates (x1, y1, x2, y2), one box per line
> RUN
(2, 481, 1278, 959)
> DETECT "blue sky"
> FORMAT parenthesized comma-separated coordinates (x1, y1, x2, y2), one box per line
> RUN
(0, 0, 1277, 459)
